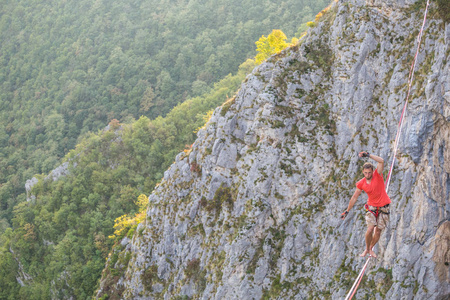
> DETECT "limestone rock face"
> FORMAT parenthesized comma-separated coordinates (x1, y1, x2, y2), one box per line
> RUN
(25, 177, 39, 202)
(96, 0, 449, 299)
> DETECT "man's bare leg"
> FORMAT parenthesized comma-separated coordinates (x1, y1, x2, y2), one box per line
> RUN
(368, 227, 382, 258)
(360, 225, 376, 257)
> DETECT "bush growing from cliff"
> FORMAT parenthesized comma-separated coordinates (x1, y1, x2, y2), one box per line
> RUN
(108, 194, 147, 242)
(255, 30, 299, 64)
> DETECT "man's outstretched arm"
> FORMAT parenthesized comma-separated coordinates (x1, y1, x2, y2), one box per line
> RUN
(341, 188, 362, 219)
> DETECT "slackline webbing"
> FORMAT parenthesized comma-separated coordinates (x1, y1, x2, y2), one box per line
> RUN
(344, 256, 372, 300)
(344, 1, 430, 299)
(384, 0, 430, 193)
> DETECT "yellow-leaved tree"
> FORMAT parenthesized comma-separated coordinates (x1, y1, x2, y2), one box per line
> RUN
(109, 194, 148, 241)
(255, 29, 298, 64)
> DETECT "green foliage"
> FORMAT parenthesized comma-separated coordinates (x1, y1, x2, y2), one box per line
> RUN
(255, 30, 297, 64)
(142, 265, 158, 291)
(108, 194, 147, 242)
(184, 258, 201, 279)
(262, 274, 295, 299)
(98, 294, 109, 300)
(303, 37, 334, 75)
(246, 240, 264, 274)
(333, 257, 359, 290)
(436, 0, 450, 23)
(173, 296, 192, 300)
(267, 227, 287, 269)
(0, 229, 21, 298)
(205, 183, 235, 217)
(362, 267, 394, 297)
(212, 250, 227, 281)
(220, 97, 236, 116)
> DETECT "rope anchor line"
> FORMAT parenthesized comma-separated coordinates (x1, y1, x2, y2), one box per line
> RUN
(344, 257, 372, 300)
(343, 0, 430, 299)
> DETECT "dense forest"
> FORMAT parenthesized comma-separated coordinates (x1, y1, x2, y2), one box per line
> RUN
(0, 0, 329, 228)
(0, 0, 332, 298)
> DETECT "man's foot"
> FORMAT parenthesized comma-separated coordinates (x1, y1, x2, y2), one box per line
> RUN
(368, 249, 377, 258)
(360, 250, 368, 257)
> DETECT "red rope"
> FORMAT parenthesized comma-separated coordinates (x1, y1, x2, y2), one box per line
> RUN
(344, 257, 372, 300)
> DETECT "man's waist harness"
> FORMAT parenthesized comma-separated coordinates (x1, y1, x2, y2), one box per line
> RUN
(365, 203, 390, 218)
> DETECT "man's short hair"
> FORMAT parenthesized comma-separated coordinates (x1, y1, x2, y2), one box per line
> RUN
(363, 162, 374, 170)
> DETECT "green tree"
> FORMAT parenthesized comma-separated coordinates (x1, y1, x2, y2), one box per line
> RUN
(255, 29, 296, 64)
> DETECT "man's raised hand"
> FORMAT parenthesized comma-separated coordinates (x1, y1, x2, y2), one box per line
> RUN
(359, 151, 370, 158)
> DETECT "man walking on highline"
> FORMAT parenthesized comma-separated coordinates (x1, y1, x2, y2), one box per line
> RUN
(341, 152, 391, 258)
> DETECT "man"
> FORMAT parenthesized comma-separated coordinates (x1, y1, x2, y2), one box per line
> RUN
(341, 151, 391, 258)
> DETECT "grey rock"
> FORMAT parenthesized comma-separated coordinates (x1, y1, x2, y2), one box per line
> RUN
(25, 177, 38, 202)
(45, 161, 71, 182)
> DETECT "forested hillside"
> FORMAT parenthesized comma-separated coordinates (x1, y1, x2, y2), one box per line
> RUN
(0, 61, 254, 298)
(0, 0, 330, 229)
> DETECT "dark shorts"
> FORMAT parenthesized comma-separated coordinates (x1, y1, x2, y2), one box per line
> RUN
(365, 205, 390, 230)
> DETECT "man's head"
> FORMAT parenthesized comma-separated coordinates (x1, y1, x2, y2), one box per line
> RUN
(363, 162, 374, 180)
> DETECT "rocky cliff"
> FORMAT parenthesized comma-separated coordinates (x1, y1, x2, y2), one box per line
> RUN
(96, 0, 449, 299)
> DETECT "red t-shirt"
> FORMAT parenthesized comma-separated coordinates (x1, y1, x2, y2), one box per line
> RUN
(356, 169, 391, 207)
